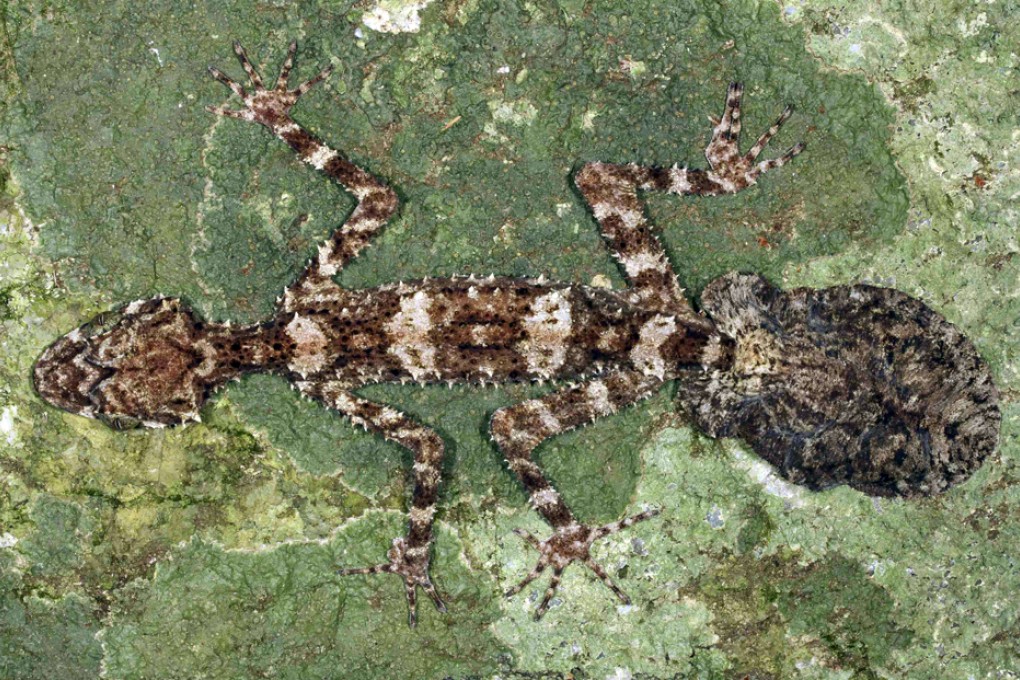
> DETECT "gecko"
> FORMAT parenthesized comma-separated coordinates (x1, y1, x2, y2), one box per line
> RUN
(33, 43, 1000, 626)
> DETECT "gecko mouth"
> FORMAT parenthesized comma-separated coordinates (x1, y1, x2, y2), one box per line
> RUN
(33, 310, 123, 420)
(34, 297, 216, 429)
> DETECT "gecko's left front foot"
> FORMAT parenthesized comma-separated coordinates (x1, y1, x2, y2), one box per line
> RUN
(703, 82, 806, 192)
(339, 536, 447, 628)
(206, 40, 333, 130)
(506, 508, 659, 619)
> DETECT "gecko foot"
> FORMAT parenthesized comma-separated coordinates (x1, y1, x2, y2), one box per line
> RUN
(206, 40, 333, 129)
(505, 508, 659, 619)
(703, 82, 805, 191)
(338, 536, 447, 628)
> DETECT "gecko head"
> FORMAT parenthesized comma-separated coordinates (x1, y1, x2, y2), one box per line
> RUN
(678, 273, 1000, 498)
(34, 297, 224, 429)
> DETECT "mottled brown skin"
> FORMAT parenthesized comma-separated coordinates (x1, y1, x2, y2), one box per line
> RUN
(676, 273, 1000, 498)
(33, 43, 999, 625)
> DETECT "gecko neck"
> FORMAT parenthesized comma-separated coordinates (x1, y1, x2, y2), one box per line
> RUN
(201, 320, 290, 385)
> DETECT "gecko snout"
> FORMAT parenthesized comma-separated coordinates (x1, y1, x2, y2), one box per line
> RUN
(34, 297, 223, 429)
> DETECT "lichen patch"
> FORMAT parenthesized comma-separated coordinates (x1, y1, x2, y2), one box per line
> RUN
(362, 0, 436, 34)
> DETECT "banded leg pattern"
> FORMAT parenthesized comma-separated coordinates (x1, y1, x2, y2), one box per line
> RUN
(575, 82, 804, 313)
(207, 41, 399, 294)
(490, 370, 662, 618)
(298, 380, 447, 627)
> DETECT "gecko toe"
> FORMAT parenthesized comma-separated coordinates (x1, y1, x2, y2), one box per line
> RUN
(208, 42, 332, 129)
(507, 509, 657, 618)
(338, 535, 447, 626)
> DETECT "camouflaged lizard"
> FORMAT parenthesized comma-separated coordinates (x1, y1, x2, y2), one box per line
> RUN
(34, 43, 1000, 626)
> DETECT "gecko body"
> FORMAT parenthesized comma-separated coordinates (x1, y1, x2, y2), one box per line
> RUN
(33, 43, 999, 625)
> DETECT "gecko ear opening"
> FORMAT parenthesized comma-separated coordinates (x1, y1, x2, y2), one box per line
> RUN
(678, 273, 1000, 498)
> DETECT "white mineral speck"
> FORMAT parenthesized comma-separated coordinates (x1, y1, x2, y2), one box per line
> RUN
(363, 0, 436, 34)
(1, 406, 18, 446)
(706, 505, 725, 528)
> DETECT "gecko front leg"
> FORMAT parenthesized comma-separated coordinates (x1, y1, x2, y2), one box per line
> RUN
(490, 371, 662, 618)
(298, 380, 447, 627)
(207, 42, 399, 301)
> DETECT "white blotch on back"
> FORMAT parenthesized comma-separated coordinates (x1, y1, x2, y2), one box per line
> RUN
(386, 291, 437, 381)
(286, 314, 329, 377)
(470, 324, 501, 347)
(585, 381, 614, 416)
(631, 314, 676, 379)
(519, 290, 573, 378)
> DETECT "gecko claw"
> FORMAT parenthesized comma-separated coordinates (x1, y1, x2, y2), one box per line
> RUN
(338, 536, 447, 628)
(507, 508, 659, 619)
(703, 81, 805, 190)
(206, 41, 332, 129)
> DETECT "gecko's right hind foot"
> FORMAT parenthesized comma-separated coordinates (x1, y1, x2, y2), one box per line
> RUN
(206, 41, 333, 130)
(702, 82, 805, 191)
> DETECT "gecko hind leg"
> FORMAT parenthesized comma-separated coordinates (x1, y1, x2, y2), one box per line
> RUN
(490, 371, 662, 618)
(338, 534, 447, 626)
(505, 509, 660, 619)
(573, 83, 804, 317)
(704, 82, 806, 189)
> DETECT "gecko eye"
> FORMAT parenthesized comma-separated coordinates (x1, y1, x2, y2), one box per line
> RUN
(678, 273, 1000, 498)
(34, 297, 216, 428)
(97, 413, 143, 431)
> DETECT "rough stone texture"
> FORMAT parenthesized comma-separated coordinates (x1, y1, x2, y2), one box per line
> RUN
(1, 0, 1017, 678)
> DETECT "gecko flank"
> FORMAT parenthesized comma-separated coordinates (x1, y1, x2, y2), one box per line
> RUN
(34, 43, 1000, 626)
